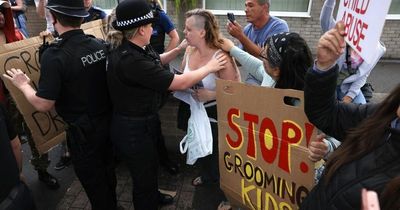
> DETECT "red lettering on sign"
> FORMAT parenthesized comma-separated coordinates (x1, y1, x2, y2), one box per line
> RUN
(244, 112, 259, 159)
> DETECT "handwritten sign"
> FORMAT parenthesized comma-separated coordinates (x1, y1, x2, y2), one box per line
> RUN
(337, 0, 392, 63)
(0, 20, 105, 154)
(217, 80, 315, 210)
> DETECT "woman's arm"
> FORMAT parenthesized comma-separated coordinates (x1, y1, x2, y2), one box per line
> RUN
(320, 0, 337, 33)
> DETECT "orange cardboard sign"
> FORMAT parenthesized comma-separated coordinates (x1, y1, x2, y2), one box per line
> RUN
(217, 80, 315, 209)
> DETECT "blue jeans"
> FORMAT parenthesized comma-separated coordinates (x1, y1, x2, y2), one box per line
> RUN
(336, 86, 366, 104)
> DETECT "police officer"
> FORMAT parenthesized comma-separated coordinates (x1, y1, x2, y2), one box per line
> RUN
(107, 0, 227, 209)
(83, 0, 107, 23)
(3, 0, 117, 209)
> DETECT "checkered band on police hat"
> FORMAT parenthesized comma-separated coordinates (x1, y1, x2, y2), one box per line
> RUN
(112, 0, 156, 31)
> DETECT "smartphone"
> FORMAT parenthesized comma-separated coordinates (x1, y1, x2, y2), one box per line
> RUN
(227, 12, 235, 23)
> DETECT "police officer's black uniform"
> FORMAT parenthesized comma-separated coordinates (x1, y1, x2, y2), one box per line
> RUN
(107, 1, 175, 209)
(37, 0, 116, 209)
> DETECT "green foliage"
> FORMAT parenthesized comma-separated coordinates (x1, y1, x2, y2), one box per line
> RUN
(174, 0, 198, 14)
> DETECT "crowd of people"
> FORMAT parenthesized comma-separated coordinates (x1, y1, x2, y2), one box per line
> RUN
(0, 0, 399, 210)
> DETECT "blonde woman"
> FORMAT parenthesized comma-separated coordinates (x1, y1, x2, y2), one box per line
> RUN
(180, 9, 240, 187)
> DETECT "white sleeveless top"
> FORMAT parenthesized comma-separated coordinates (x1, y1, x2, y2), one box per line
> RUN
(183, 49, 221, 91)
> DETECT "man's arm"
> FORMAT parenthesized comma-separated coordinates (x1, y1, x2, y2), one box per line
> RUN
(34, 0, 46, 18)
(227, 21, 262, 56)
(3, 68, 55, 112)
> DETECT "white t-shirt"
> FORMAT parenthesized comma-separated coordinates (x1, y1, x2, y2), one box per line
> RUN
(34, 0, 54, 32)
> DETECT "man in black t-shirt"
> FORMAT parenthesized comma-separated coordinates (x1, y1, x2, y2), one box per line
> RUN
(3, 0, 117, 209)
(0, 104, 36, 210)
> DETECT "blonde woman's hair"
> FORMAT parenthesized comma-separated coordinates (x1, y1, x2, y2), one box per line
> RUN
(147, 0, 163, 10)
(185, 9, 222, 49)
(106, 8, 139, 50)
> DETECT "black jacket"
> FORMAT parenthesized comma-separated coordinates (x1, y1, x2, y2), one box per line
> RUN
(301, 66, 400, 210)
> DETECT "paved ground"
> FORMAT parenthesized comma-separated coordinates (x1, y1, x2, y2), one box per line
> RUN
(21, 60, 399, 210)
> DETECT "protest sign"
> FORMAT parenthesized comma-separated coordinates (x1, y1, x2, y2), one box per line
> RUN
(217, 80, 315, 210)
(0, 20, 106, 154)
(337, 0, 392, 63)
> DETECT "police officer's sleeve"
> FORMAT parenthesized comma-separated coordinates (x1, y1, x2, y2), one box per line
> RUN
(36, 49, 63, 100)
(120, 57, 174, 92)
(0, 104, 17, 140)
(159, 11, 175, 34)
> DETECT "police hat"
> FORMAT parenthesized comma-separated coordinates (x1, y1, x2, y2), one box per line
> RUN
(112, 0, 155, 31)
(46, 0, 89, 18)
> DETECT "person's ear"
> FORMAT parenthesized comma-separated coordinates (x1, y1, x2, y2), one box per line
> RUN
(199, 29, 206, 39)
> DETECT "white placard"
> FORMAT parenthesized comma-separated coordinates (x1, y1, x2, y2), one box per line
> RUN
(337, 0, 392, 63)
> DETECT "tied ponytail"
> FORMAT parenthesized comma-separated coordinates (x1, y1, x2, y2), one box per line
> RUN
(106, 8, 123, 50)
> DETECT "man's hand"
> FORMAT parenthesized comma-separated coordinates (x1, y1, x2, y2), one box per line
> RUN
(3, 68, 31, 90)
(316, 21, 346, 71)
(227, 21, 244, 40)
(308, 133, 329, 162)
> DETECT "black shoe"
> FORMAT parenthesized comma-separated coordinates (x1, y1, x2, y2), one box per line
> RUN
(158, 192, 174, 206)
(54, 156, 71, 170)
(161, 160, 179, 175)
(38, 171, 60, 190)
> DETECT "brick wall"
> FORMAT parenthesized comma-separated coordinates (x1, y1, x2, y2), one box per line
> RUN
(165, 0, 400, 60)
(24, 1, 399, 141)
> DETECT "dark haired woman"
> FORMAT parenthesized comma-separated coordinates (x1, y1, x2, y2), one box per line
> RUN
(301, 21, 400, 210)
(220, 32, 312, 90)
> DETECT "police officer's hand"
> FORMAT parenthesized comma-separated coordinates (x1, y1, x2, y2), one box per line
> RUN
(220, 38, 234, 52)
(177, 39, 188, 51)
(317, 21, 346, 71)
(205, 53, 227, 73)
(227, 21, 244, 40)
(308, 133, 329, 162)
(3, 68, 31, 90)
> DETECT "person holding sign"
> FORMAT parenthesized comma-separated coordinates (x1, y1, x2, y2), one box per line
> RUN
(301, 21, 400, 210)
(106, 1, 228, 209)
(320, 0, 386, 104)
(3, 0, 118, 209)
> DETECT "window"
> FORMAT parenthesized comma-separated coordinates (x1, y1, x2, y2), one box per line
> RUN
(388, 0, 400, 19)
(205, 0, 312, 17)
(93, 0, 118, 10)
(94, 0, 168, 12)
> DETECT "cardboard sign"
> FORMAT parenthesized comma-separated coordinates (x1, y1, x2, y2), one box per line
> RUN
(337, 0, 392, 63)
(217, 80, 315, 210)
(0, 20, 106, 154)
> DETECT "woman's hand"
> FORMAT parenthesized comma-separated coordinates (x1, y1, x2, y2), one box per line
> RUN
(220, 38, 234, 52)
(308, 133, 329, 162)
(316, 21, 346, 71)
(192, 88, 216, 102)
